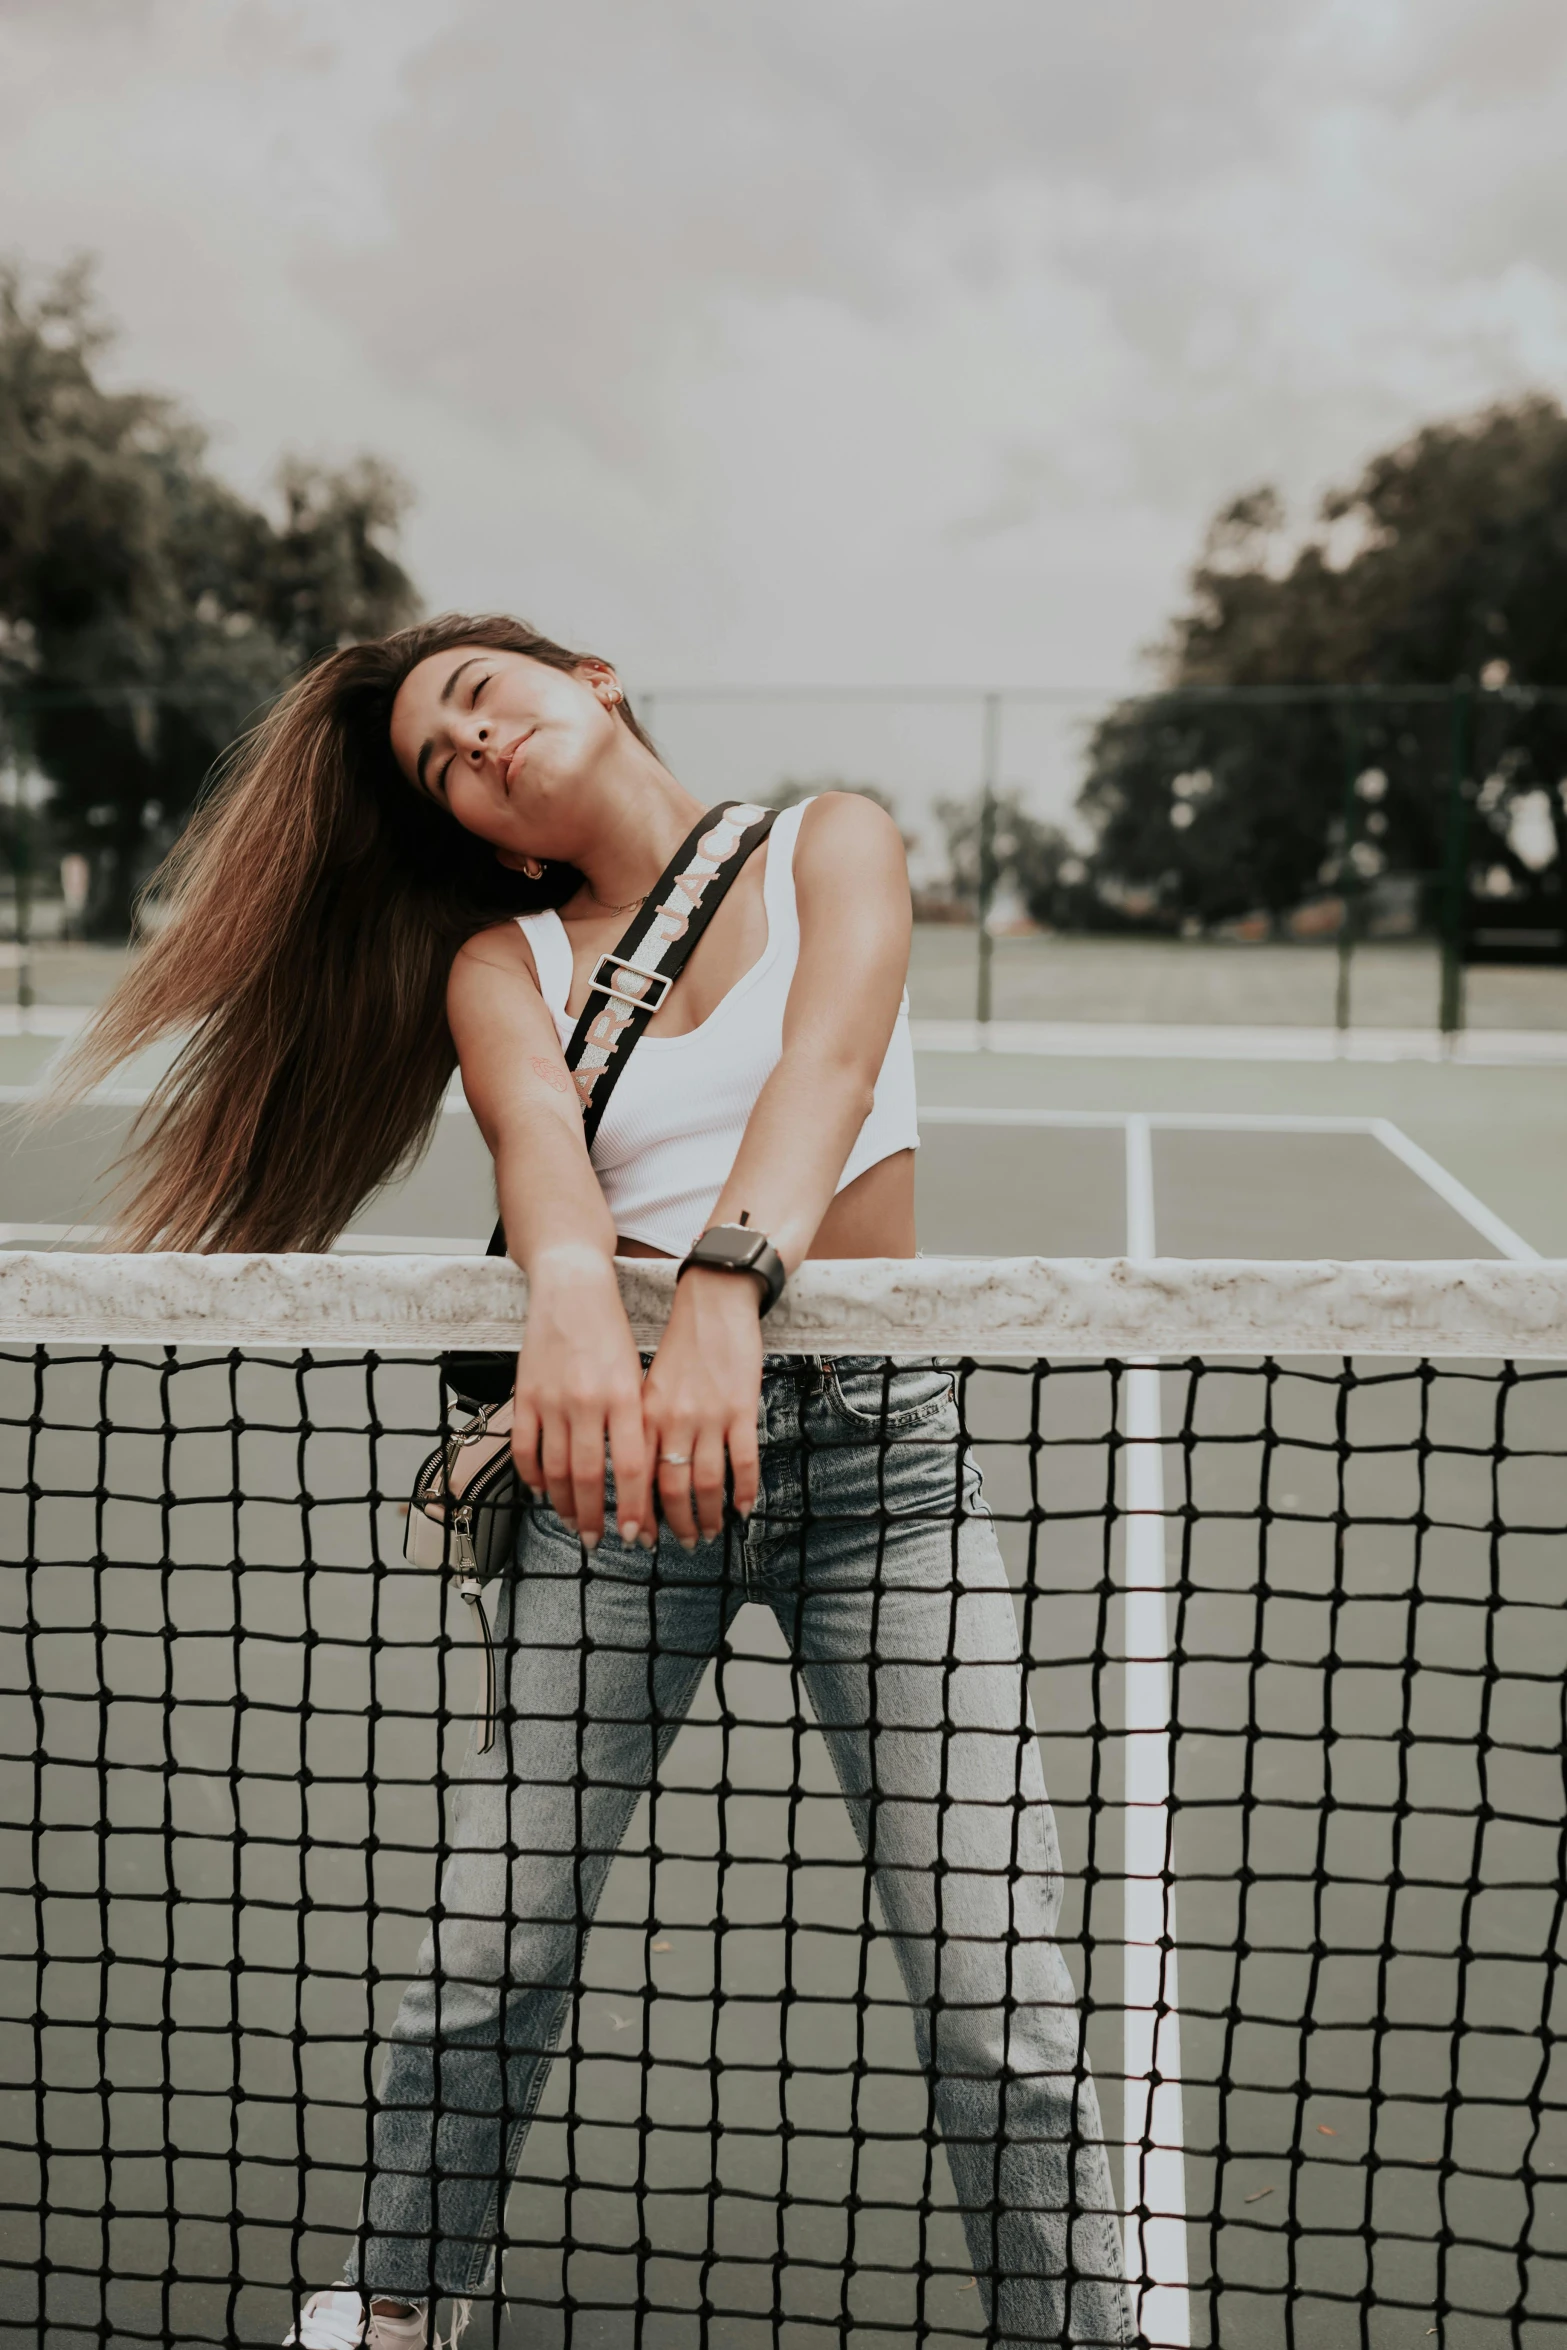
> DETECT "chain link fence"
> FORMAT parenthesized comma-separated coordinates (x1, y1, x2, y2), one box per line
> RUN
(5, 678, 1567, 1037)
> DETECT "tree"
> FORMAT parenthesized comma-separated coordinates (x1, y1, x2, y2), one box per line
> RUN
(0, 262, 418, 934)
(1080, 397, 1567, 929)
(937, 791, 1094, 929)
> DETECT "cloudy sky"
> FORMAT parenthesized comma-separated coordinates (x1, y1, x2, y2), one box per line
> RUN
(6, 0, 1567, 706)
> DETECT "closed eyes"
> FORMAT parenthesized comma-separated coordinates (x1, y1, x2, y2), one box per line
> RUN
(435, 673, 493, 796)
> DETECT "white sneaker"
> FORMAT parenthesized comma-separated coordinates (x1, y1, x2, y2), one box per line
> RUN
(284, 2291, 430, 2350)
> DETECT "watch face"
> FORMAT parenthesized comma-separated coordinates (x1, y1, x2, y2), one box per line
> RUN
(682, 1224, 782, 1313)
(700, 1226, 761, 1270)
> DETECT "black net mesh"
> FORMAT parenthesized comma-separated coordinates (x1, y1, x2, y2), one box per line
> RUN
(4, 1339, 1566, 2350)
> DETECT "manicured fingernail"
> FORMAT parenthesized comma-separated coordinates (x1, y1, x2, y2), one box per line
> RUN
(678, 1536, 697, 1553)
(561, 1516, 578, 1534)
(580, 1530, 600, 1553)
(620, 1522, 639, 1546)
(638, 1531, 657, 1551)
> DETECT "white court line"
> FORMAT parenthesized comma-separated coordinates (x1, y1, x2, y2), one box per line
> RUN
(1369, 1121, 1541, 1263)
(0, 1080, 477, 1113)
(0, 1006, 88, 1037)
(0, 1223, 483, 1255)
(1120, 1115, 1190, 2349)
(0, 1223, 105, 1248)
(920, 1105, 1393, 1133)
(323, 1232, 486, 1254)
(912, 1017, 1567, 1067)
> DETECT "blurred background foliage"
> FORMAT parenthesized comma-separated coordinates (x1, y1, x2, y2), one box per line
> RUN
(0, 261, 416, 935)
(3, 260, 1567, 949)
(1077, 397, 1567, 936)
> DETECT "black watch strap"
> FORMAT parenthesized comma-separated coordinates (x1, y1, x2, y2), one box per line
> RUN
(678, 1223, 787, 1316)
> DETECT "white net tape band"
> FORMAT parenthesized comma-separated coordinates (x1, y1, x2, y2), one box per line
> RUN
(0, 1250, 1562, 1358)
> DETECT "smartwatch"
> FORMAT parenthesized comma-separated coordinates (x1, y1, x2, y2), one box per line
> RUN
(678, 1221, 788, 1316)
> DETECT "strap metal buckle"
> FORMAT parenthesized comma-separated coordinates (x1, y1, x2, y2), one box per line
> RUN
(587, 953, 671, 1012)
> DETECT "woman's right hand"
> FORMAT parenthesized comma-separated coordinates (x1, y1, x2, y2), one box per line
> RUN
(509, 1246, 653, 1550)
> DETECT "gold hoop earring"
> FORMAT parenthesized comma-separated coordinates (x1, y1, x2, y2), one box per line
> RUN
(521, 857, 546, 881)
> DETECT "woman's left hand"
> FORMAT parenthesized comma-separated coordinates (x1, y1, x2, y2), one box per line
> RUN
(641, 1268, 765, 1547)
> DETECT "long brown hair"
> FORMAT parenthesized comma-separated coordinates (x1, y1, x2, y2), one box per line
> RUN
(51, 615, 657, 1250)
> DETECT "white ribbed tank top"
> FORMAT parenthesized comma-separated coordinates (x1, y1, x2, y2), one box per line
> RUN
(516, 800, 919, 1257)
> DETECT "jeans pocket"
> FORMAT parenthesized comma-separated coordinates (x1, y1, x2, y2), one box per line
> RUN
(822, 1359, 958, 1433)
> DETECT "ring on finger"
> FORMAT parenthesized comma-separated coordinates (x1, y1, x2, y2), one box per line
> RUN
(659, 1451, 692, 1468)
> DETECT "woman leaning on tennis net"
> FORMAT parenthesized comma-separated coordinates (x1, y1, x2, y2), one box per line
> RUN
(51, 614, 1132, 2350)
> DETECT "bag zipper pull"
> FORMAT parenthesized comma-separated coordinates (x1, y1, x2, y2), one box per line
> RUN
(458, 1575, 496, 1752)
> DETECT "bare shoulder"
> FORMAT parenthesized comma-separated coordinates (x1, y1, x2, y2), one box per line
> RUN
(788, 794, 911, 1007)
(449, 918, 540, 999)
(793, 791, 907, 895)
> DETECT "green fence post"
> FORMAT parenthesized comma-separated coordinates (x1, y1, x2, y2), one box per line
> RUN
(12, 817, 32, 1013)
(1334, 694, 1363, 1038)
(975, 691, 1001, 1031)
(2, 696, 34, 1014)
(1438, 681, 1473, 1044)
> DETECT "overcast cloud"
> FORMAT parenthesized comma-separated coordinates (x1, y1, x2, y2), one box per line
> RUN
(5, 0, 1567, 705)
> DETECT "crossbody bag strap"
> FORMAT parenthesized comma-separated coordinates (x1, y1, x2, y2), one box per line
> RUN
(485, 799, 776, 1258)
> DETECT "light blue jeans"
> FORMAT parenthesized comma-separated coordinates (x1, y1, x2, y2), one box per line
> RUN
(347, 1360, 1128, 2347)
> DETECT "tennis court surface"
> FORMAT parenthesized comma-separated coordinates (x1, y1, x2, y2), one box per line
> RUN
(4, 1238, 1565, 2350)
(0, 1094, 1537, 1269)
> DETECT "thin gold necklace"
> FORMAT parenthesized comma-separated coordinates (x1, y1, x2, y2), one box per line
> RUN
(588, 886, 648, 915)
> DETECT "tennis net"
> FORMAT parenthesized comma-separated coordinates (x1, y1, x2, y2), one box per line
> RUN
(4, 1251, 1566, 2350)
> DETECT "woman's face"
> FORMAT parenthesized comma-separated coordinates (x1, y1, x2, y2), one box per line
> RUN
(388, 646, 623, 862)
